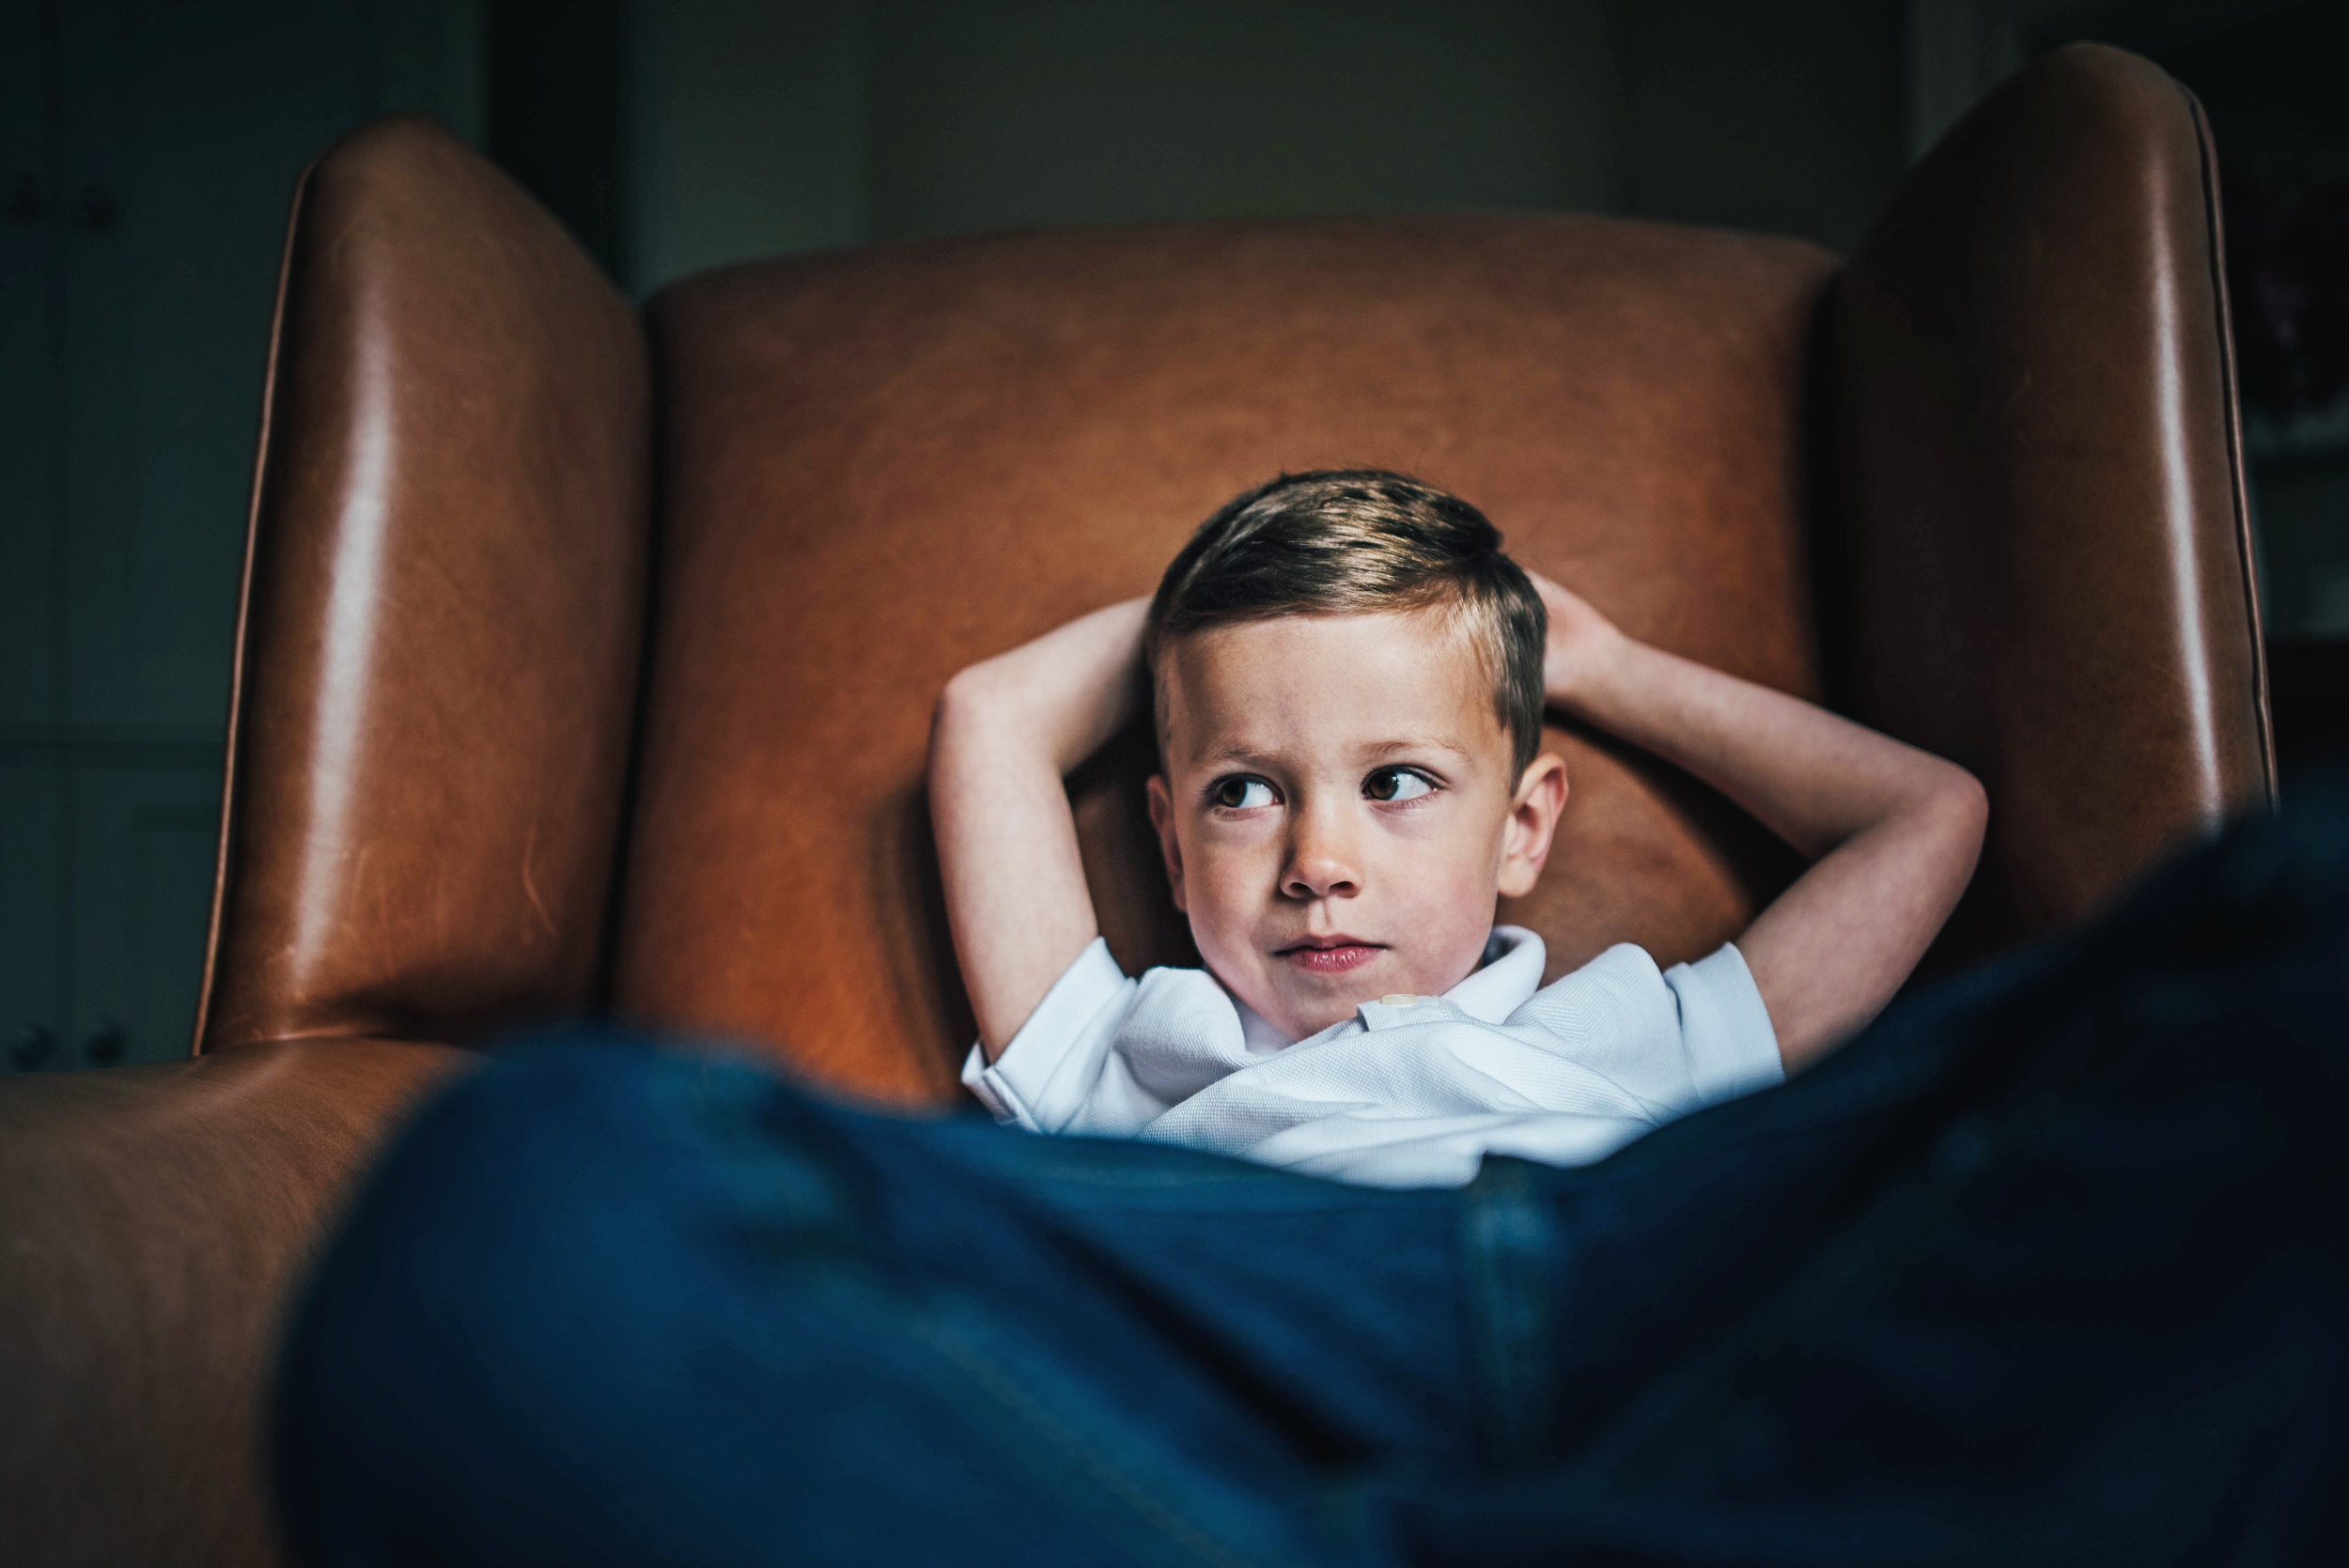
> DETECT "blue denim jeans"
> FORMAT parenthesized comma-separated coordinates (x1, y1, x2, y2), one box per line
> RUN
(276, 790, 2349, 1566)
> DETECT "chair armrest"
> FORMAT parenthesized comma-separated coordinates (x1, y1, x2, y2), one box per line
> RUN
(0, 1041, 466, 1568)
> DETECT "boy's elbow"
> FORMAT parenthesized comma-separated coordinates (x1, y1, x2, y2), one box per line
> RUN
(935, 661, 1010, 737)
(1928, 763, 1990, 865)
(1947, 764, 1988, 830)
(930, 670, 995, 781)
(933, 660, 1050, 763)
(933, 666, 974, 730)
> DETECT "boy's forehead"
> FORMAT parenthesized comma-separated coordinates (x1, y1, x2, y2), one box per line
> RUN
(1157, 608, 1506, 761)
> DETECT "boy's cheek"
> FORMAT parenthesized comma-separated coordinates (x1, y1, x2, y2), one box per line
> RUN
(1189, 866, 1268, 936)
(1187, 832, 1279, 889)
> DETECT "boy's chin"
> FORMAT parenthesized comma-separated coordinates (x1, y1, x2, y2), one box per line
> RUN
(1257, 967, 1402, 1038)
(1253, 940, 1493, 1036)
(1220, 942, 1471, 1038)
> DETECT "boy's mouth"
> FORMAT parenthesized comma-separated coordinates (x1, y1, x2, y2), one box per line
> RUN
(1276, 938, 1384, 975)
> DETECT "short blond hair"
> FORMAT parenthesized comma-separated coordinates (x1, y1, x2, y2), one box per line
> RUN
(1145, 470, 1548, 774)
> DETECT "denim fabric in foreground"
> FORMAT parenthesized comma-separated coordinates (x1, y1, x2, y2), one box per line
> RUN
(276, 791, 2349, 1566)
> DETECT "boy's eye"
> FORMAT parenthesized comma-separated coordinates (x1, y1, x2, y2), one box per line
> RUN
(1211, 776, 1277, 810)
(1364, 768, 1434, 802)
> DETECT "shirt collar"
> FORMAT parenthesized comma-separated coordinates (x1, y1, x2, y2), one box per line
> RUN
(1229, 924, 1547, 1049)
(1444, 924, 1546, 1024)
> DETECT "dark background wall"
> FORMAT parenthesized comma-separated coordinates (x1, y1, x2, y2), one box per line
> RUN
(2077, 2, 2349, 653)
(624, 0, 1905, 287)
(3, 0, 2342, 1074)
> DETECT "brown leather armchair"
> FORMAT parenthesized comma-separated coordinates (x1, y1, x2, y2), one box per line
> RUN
(0, 43, 2272, 1568)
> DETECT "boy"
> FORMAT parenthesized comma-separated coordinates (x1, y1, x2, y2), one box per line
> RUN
(931, 470, 1987, 1185)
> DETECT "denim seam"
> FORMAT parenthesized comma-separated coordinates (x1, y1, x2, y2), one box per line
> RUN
(1463, 1159, 1558, 1466)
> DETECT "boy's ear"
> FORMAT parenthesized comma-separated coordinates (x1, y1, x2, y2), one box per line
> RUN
(1498, 752, 1568, 900)
(1145, 773, 1187, 911)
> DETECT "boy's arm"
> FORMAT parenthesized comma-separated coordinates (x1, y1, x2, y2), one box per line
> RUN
(1532, 573, 1987, 1071)
(930, 599, 1150, 1061)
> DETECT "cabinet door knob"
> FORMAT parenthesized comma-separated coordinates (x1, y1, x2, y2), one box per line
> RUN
(72, 184, 114, 232)
(9, 1024, 55, 1070)
(82, 1019, 127, 1065)
(5, 173, 40, 224)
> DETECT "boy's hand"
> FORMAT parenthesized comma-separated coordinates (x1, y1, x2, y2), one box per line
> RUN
(1528, 569, 1626, 710)
(1524, 567, 1985, 1070)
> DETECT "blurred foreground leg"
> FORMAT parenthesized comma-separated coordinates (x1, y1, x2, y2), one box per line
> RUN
(277, 788, 2349, 1566)
(1413, 783, 2349, 1564)
(272, 1039, 1436, 1568)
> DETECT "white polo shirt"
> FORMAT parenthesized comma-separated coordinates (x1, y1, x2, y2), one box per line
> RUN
(961, 926, 1783, 1188)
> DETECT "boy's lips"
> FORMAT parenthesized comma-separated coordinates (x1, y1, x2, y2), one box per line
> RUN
(1277, 937, 1385, 975)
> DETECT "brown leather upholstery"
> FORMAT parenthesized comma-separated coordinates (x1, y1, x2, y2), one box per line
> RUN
(193, 116, 651, 1056)
(616, 42, 2273, 1102)
(619, 217, 1835, 1101)
(0, 1040, 465, 1568)
(1826, 44, 2272, 969)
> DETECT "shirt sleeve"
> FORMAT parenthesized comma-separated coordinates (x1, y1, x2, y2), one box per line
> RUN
(1660, 941, 1783, 1106)
(959, 937, 1137, 1132)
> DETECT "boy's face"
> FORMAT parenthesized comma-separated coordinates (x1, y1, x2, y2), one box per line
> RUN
(1146, 607, 1567, 1043)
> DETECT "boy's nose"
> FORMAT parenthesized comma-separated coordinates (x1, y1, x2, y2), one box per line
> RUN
(1282, 813, 1361, 901)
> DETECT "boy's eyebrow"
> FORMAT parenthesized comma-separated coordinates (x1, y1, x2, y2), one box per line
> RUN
(1356, 737, 1478, 763)
(1194, 737, 1479, 768)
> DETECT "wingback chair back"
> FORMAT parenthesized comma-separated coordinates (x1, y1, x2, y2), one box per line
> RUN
(195, 42, 2273, 1107)
(194, 121, 649, 1062)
